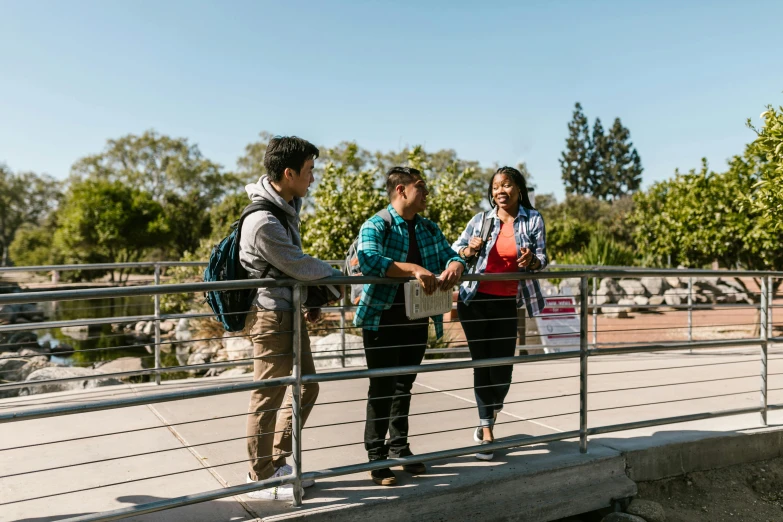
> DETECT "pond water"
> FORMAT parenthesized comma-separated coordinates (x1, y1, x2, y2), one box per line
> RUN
(33, 296, 181, 370)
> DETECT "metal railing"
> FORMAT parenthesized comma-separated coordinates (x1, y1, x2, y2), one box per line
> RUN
(0, 266, 780, 521)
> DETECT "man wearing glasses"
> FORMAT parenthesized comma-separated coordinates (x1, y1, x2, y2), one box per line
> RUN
(354, 167, 466, 485)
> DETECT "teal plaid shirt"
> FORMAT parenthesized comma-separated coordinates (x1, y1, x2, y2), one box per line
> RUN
(353, 204, 466, 337)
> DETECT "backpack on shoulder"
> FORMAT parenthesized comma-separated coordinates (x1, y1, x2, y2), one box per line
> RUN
(204, 201, 284, 332)
(343, 208, 392, 305)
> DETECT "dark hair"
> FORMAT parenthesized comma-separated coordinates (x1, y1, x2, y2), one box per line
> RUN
(488, 166, 535, 210)
(385, 166, 423, 198)
(263, 136, 320, 182)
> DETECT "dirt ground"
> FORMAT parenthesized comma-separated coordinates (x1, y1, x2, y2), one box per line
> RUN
(635, 457, 783, 522)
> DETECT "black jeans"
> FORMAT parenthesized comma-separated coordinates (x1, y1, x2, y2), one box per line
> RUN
(362, 319, 428, 461)
(457, 292, 518, 426)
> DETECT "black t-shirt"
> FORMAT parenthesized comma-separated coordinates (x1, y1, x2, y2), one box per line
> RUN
(381, 218, 427, 325)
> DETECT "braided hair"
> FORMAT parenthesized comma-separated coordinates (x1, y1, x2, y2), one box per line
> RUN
(487, 166, 535, 210)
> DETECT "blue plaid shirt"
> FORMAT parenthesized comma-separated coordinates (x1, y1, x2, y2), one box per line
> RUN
(354, 204, 465, 337)
(452, 205, 548, 316)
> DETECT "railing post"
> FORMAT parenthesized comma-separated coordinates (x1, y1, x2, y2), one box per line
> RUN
(292, 284, 304, 507)
(153, 263, 161, 385)
(768, 276, 774, 339)
(761, 276, 769, 426)
(687, 277, 693, 345)
(579, 276, 588, 454)
(340, 285, 347, 368)
(592, 276, 598, 347)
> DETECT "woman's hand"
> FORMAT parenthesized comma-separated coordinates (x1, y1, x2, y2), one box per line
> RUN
(465, 237, 484, 257)
(517, 247, 533, 268)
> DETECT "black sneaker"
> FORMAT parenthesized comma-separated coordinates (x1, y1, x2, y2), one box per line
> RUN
(476, 440, 494, 461)
(370, 467, 397, 486)
(390, 446, 427, 474)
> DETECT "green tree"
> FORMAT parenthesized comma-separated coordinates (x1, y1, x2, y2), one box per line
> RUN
(55, 180, 169, 281)
(748, 103, 783, 227)
(560, 102, 593, 196)
(602, 118, 643, 199)
(237, 131, 272, 182)
(8, 224, 63, 267)
(71, 130, 237, 202)
(0, 164, 61, 265)
(631, 151, 783, 270)
(301, 144, 387, 261)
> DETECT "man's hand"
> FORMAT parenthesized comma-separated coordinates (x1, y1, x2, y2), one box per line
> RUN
(517, 247, 533, 268)
(413, 265, 438, 295)
(305, 308, 321, 323)
(438, 261, 464, 290)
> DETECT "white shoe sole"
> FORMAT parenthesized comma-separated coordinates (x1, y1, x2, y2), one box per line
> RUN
(475, 451, 494, 461)
(246, 474, 305, 500)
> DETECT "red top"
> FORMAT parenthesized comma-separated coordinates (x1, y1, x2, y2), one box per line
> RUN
(477, 221, 519, 296)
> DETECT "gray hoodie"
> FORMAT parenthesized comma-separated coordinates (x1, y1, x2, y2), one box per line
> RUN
(239, 176, 340, 311)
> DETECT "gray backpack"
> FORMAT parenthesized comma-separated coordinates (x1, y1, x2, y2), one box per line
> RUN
(343, 209, 393, 304)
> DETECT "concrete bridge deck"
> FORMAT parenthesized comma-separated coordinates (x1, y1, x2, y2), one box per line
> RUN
(2, 346, 782, 522)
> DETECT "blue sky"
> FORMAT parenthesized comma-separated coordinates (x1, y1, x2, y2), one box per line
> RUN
(1, 0, 781, 199)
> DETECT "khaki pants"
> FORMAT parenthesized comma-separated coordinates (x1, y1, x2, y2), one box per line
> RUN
(244, 306, 319, 481)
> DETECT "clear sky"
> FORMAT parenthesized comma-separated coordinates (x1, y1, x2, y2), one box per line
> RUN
(1, 0, 781, 199)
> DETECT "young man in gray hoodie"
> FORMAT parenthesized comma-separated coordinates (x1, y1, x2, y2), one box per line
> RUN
(239, 136, 340, 501)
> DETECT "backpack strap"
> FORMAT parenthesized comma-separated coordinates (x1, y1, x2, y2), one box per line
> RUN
(376, 208, 393, 245)
(235, 201, 292, 279)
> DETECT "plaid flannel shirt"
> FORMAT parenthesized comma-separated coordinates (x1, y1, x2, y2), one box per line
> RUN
(354, 204, 466, 337)
(451, 205, 548, 317)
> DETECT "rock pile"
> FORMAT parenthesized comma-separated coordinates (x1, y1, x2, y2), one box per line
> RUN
(593, 276, 754, 318)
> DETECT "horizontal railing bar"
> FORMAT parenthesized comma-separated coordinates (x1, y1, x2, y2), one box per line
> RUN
(0, 315, 157, 334)
(594, 303, 760, 310)
(2, 268, 781, 306)
(58, 429, 580, 522)
(0, 375, 295, 424)
(303, 351, 580, 384)
(586, 405, 764, 435)
(0, 352, 579, 423)
(589, 338, 761, 356)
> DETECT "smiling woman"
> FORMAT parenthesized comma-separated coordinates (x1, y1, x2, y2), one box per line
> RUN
(451, 166, 549, 461)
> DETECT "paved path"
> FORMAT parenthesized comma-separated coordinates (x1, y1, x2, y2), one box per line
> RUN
(1, 345, 782, 521)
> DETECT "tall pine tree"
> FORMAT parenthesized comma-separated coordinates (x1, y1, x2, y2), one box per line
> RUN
(603, 118, 643, 199)
(560, 103, 593, 195)
(590, 118, 609, 199)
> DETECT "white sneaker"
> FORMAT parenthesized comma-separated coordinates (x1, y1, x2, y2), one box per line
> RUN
(473, 426, 483, 443)
(245, 469, 305, 501)
(276, 464, 315, 488)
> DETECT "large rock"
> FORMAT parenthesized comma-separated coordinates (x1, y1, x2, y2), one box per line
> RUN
(224, 334, 253, 361)
(0, 358, 33, 381)
(94, 357, 146, 375)
(633, 295, 650, 307)
(715, 285, 737, 304)
(159, 320, 176, 333)
(664, 276, 683, 289)
(601, 307, 629, 319)
(663, 288, 687, 306)
(61, 325, 91, 341)
(597, 278, 622, 305)
(618, 279, 647, 297)
(311, 333, 366, 369)
(640, 277, 670, 296)
(19, 367, 123, 396)
(648, 295, 665, 307)
(626, 498, 666, 522)
(617, 298, 637, 313)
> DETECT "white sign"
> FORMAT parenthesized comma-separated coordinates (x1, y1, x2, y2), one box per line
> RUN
(534, 295, 580, 353)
